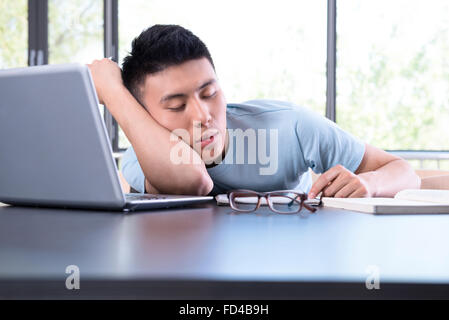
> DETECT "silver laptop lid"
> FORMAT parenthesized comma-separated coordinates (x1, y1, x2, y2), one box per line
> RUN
(0, 63, 125, 210)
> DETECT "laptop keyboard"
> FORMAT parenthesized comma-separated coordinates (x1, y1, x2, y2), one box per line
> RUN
(125, 194, 167, 201)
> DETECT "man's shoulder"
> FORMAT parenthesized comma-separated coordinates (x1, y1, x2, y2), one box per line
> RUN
(225, 99, 324, 130)
(226, 99, 302, 117)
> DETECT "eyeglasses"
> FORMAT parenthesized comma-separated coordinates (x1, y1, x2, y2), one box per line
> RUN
(226, 189, 322, 214)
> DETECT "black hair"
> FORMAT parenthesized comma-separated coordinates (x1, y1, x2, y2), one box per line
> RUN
(121, 24, 215, 104)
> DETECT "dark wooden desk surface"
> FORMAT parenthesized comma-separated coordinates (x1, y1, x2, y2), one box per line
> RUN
(1, 202, 449, 299)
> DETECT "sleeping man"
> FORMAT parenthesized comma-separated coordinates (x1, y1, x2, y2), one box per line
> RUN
(87, 24, 420, 198)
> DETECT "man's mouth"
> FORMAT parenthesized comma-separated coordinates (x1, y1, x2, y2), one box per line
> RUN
(201, 135, 215, 148)
(197, 130, 219, 148)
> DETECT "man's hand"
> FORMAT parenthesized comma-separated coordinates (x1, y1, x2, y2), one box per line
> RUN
(308, 164, 374, 199)
(87, 58, 123, 105)
(308, 144, 421, 199)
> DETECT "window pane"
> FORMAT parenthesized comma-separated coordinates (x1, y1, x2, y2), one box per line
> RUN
(0, 0, 28, 68)
(48, 0, 103, 64)
(337, 0, 449, 151)
(118, 0, 326, 149)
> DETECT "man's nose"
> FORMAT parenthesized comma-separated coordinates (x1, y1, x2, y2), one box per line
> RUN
(190, 98, 212, 128)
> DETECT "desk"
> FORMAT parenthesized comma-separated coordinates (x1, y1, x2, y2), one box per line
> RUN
(1, 202, 449, 299)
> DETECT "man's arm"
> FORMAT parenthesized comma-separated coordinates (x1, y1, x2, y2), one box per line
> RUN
(309, 144, 421, 198)
(88, 59, 213, 195)
(145, 179, 160, 194)
(354, 143, 421, 197)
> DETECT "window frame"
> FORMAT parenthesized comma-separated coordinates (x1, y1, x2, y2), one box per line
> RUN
(28, 0, 48, 66)
(103, 0, 120, 152)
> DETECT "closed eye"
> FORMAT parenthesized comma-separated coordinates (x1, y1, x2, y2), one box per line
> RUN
(202, 91, 217, 99)
(167, 104, 186, 112)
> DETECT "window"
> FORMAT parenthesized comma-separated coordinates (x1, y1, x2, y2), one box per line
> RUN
(0, 0, 28, 69)
(118, 0, 327, 149)
(4, 0, 449, 170)
(48, 0, 103, 64)
(48, 0, 106, 145)
(337, 0, 449, 152)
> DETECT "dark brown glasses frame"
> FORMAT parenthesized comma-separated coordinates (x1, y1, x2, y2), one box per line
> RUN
(226, 189, 320, 214)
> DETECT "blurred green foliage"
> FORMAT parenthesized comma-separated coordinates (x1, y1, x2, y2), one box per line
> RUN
(48, 0, 102, 63)
(337, 2, 449, 152)
(0, 0, 27, 68)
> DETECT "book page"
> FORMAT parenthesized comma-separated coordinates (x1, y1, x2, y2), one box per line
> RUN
(322, 197, 438, 207)
(394, 189, 449, 204)
(321, 197, 449, 214)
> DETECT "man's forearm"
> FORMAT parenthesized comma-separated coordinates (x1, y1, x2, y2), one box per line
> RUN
(104, 86, 213, 195)
(358, 159, 421, 197)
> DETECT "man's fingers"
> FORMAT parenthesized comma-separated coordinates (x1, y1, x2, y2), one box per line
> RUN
(348, 189, 363, 198)
(322, 174, 353, 197)
(347, 184, 370, 198)
(334, 181, 358, 198)
(308, 165, 345, 199)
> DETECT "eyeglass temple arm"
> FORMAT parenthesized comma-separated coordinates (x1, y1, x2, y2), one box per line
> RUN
(287, 193, 322, 211)
(287, 194, 308, 207)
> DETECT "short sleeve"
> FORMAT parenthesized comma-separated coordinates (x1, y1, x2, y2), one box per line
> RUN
(121, 146, 145, 193)
(294, 107, 366, 174)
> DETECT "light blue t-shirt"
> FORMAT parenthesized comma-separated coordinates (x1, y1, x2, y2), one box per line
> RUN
(121, 100, 366, 195)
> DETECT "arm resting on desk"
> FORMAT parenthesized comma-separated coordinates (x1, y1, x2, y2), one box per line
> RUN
(420, 173, 449, 190)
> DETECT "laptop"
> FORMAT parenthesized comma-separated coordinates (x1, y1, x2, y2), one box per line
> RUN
(0, 63, 213, 211)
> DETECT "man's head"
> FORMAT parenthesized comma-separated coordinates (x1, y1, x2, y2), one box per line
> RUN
(122, 24, 227, 163)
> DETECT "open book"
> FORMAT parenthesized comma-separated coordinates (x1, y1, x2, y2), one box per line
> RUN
(322, 189, 449, 214)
